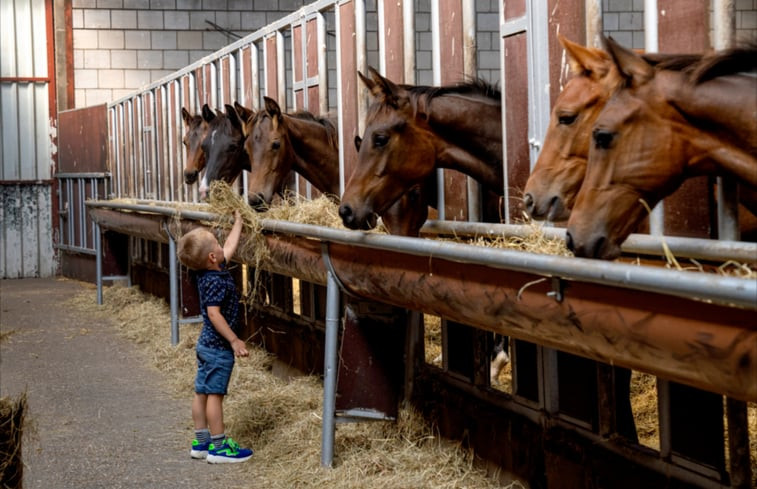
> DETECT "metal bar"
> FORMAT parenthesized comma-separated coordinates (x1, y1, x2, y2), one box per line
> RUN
(644, 0, 665, 236)
(95, 223, 103, 305)
(168, 229, 179, 346)
(320, 267, 341, 467)
(84, 201, 757, 310)
(55, 172, 111, 179)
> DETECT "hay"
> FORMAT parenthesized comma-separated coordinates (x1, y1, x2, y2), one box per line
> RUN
(0, 393, 27, 489)
(67, 284, 512, 489)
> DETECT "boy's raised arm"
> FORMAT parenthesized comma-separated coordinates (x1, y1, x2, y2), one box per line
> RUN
(223, 210, 243, 261)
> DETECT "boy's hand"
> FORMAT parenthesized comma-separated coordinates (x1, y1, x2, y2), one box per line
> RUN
(231, 338, 249, 358)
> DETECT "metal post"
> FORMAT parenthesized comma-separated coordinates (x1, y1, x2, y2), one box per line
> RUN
(644, 0, 664, 236)
(320, 269, 341, 467)
(95, 223, 103, 305)
(168, 232, 180, 346)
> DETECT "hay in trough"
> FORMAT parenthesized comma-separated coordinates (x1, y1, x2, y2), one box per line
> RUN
(0, 393, 28, 489)
(67, 283, 514, 489)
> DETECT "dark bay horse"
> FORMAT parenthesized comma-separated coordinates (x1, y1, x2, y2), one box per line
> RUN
(181, 107, 209, 185)
(197, 103, 252, 200)
(523, 36, 701, 222)
(566, 37, 757, 259)
(339, 67, 503, 231)
(241, 96, 434, 237)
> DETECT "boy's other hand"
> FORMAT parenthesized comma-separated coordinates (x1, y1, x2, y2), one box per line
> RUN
(231, 338, 249, 357)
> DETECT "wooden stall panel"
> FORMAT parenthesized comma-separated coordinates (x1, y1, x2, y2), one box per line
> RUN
(437, 0, 469, 221)
(546, 0, 584, 105)
(504, 34, 531, 221)
(57, 104, 108, 173)
(382, 0, 406, 82)
(339, 1, 358, 182)
(265, 35, 279, 101)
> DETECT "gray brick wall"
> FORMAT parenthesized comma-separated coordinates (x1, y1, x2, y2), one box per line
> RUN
(72, 0, 311, 106)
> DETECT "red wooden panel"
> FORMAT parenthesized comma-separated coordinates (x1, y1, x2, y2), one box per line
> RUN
(382, 0, 405, 82)
(504, 0, 526, 21)
(240, 45, 254, 107)
(504, 34, 530, 221)
(57, 104, 108, 173)
(293, 24, 303, 85)
(221, 56, 231, 105)
(307, 86, 319, 114)
(547, 0, 584, 104)
(339, 1, 358, 179)
(265, 35, 279, 101)
(658, 0, 709, 52)
(181, 74, 192, 110)
(306, 18, 318, 79)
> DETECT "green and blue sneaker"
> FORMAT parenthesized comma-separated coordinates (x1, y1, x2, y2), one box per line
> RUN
(206, 437, 253, 464)
(190, 439, 210, 459)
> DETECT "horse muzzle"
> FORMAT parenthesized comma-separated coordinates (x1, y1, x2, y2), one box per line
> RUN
(339, 203, 377, 230)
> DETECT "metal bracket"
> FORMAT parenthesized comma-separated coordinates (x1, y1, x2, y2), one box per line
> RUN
(547, 276, 564, 303)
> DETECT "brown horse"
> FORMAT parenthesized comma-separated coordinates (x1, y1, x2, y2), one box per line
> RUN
(566, 37, 757, 259)
(197, 103, 252, 199)
(339, 67, 503, 231)
(241, 96, 434, 237)
(181, 106, 209, 185)
(523, 36, 702, 222)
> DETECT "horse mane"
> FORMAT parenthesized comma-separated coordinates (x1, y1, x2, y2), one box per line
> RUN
(689, 42, 757, 84)
(404, 78, 501, 103)
(643, 53, 702, 71)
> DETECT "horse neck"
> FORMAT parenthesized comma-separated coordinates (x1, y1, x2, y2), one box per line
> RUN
(663, 71, 757, 152)
(424, 94, 504, 191)
(284, 115, 341, 195)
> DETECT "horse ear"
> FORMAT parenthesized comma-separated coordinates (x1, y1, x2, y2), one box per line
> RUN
(181, 107, 192, 125)
(364, 66, 402, 107)
(358, 70, 377, 92)
(354, 135, 362, 151)
(560, 34, 612, 79)
(233, 101, 255, 123)
(201, 104, 216, 122)
(225, 104, 243, 132)
(604, 35, 654, 86)
(263, 96, 283, 126)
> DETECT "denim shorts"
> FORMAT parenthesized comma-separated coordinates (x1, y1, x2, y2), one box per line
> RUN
(195, 344, 235, 395)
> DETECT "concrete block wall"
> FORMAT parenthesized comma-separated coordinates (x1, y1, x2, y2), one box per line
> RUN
(603, 0, 757, 50)
(72, 0, 311, 107)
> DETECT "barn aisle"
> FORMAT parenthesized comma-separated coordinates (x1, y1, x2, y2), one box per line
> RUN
(0, 278, 249, 489)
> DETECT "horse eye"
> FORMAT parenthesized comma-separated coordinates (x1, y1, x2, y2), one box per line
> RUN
(593, 128, 615, 149)
(558, 114, 577, 125)
(271, 140, 281, 150)
(373, 134, 389, 148)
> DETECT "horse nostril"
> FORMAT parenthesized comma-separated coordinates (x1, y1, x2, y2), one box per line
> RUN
(523, 193, 534, 213)
(565, 231, 575, 252)
(591, 236, 606, 259)
(338, 203, 353, 222)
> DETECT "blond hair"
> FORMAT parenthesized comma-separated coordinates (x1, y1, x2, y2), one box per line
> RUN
(177, 227, 216, 270)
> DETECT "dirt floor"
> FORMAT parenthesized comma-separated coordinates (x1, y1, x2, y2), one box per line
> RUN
(0, 277, 250, 489)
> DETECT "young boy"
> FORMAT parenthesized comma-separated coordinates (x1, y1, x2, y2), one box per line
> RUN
(177, 210, 253, 464)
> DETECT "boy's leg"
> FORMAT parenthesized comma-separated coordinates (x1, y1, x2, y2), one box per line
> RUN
(206, 394, 225, 436)
(192, 393, 208, 430)
(190, 393, 211, 459)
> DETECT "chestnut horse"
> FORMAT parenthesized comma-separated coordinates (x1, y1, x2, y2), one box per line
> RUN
(523, 36, 701, 222)
(566, 37, 757, 259)
(197, 103, 253, 200)
(181, 106, 209, 185)
(339, 67, 503, 231)
(241, 96, 434, 237)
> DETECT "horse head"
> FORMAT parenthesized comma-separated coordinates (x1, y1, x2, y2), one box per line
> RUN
(566, 36, 757, 259)
(523, 36, 623, 222)
(198, 103, 250, 200)
(244, 97, 340, 210)
(340, 67, 439, 230)
(181, 106, 209, 185)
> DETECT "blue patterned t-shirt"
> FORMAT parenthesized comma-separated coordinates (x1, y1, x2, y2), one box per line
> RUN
(195, 262, 241, 351)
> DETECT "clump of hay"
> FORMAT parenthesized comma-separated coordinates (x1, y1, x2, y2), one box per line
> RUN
(463, 226, 573, 257)
(0, 393, 27, 489)
(67, 283, 514, 489)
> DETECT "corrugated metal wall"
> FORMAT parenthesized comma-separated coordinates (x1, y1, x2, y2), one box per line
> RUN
(0, 0, 56, 278)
